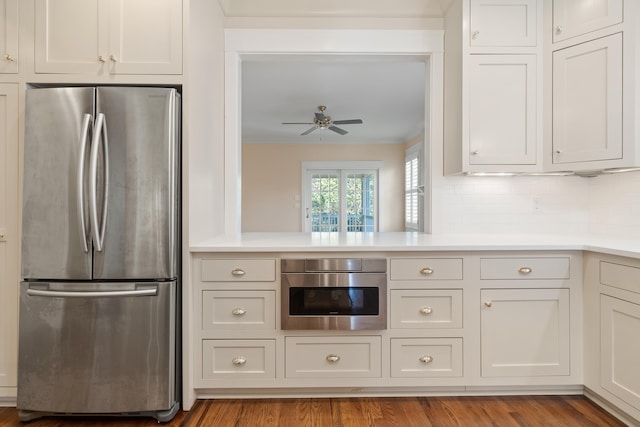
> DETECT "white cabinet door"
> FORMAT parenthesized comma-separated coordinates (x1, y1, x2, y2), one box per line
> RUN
(480, 288, 570, 377)
(553, 0, 623, 43)
(0, 0, 18, 73)
(107, 0, 182, 75)
(0, 84, 19, 388)
(601, 294, 640, 409)
(35, 0, 182, 75)
(35, 0, 106, 74)
(468, 55, 536, 165)
(552, 34, 622, 165)
(469, 0, 537, 47)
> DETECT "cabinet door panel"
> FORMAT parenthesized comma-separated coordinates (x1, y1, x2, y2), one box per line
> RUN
(0, 84, 18, 387)
(470, 0, 537, 47)
(0, 0, 18, 73)
(481, 288, 570, 377)
(601, 295, 640, 409)
(553, 0, 623, 42)
(109, 0, 182, 74)
(552, 34, 622, 164)
(468, 55, 536, 165)
(35, 0, 107, 74)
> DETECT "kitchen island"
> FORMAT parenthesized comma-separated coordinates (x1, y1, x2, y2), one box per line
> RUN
(186, 233, 640, 426)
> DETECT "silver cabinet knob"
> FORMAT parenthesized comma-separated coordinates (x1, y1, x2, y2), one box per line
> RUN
(484, 301, 493, 308)
(419, 355, 433, 364)
(232, 308, 246, 316)
(326, 354, 340, 363)
(4, 54, 14, 62)
(98, 55, 106, 63)
(555, 25, 563, 35)
(555, 150, 562, 155)
(419, 306, 433, 315)
(518, 267, 532, 274)
(471, 151, 479, 156)
(472, 30, 480, 40)
(232, 356, 246, 366)
(109, 54, 117, 63)
(420, 267, 434, 276)
(231, 268, 246, 277)
(0, 232, 5, 242)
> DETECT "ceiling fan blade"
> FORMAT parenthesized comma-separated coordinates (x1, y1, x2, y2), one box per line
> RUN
(282, 122, 314, 125)
(328, 126, 348, 135)
(315, 112, 326, 121)
(332, 119, 363, 125)
(301, 127, 317, 136)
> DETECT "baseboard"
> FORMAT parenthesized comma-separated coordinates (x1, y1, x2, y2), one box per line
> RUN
(584, 387, 640, 427)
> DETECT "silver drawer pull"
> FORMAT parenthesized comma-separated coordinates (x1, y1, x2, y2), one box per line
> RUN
(420, 267, 434, 276)
(518, 267, 532, 274)
(472, 30, 480, 40)
(419, 306, 433, 315)
(232, 356, 247, 366)
(326, 354, 340, 363)
(231, 268, 246, 277)
(419, 355, 433, 364)
(555, 25, 563, 35)
(484, 301, 493, 308)
(232, 308, 246, 316)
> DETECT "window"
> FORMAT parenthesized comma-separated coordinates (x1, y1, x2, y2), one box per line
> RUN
(405, 144, 423, 231)
(303, 162, 381, 232)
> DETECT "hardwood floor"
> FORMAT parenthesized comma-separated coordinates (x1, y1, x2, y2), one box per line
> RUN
(0, 396, 626, 426)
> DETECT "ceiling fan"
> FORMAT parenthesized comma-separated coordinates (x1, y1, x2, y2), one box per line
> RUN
(282, 105, 363, 136)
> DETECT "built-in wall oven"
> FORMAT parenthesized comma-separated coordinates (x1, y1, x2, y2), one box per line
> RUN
(281, 258, 387, 330)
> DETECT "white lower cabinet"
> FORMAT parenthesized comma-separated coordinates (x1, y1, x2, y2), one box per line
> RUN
(390, 338, 462, 378)
(202, 340, 276, 380)
(480, 288, 571, 377)
(600, 295, 640, 409)
(285, 336, 381, 378)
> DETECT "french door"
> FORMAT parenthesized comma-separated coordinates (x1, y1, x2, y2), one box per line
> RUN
(304, 167, 378, 232)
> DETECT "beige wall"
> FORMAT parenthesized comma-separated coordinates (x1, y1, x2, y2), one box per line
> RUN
(242, 143, 406, 232)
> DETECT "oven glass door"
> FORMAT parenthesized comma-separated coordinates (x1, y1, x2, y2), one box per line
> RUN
(289, 286, 379, 316)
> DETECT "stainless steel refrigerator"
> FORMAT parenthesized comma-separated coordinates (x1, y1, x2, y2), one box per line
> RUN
(18, 86, 181, 422)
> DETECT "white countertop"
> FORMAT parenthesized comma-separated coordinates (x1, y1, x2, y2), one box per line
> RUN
(190, 232, 640, 259)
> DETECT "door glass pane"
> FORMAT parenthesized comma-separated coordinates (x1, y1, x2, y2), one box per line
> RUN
(311, 173, 339, 232)
(346, 172, 376, 232)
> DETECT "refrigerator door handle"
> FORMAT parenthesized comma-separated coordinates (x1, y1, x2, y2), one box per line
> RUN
(89, 113, 109, 252)
(26, 287, 158, 298)
(77, 114, 92, 253)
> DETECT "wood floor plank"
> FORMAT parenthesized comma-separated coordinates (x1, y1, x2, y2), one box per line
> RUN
(0, 396, 627, 427)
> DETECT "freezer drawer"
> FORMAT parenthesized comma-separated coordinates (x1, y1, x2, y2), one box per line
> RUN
(17, 281, 177, 416)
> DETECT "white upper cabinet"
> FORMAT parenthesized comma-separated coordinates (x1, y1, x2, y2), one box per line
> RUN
(0, 0, 18, 73)
(552, 0, 623, 43)
(470, 0, 537, 47)
(468, 54, 536, 165)
(552, 33, 623, 165)
(35, 0, 182, 75)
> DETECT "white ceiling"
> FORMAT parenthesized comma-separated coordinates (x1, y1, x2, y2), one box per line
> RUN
(224, 0, 443, 145)
(241, 55, 427, 144)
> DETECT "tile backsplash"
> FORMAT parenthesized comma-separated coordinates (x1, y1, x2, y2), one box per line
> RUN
(432, 171, 640, 238)
(588, 170, 640, 238)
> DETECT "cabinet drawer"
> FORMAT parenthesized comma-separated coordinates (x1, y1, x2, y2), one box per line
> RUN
(390, 290, 463, 329)
(480, 257, 570, 280)
(202, 291, 276, 330)
(285, 336, 381, 378)
(202, 340, 276, 380)
(201, 259, 276, 282)
(600, 261, 640, 294)
(390, 258, 463, 281)
(391, 338, 463, 378)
